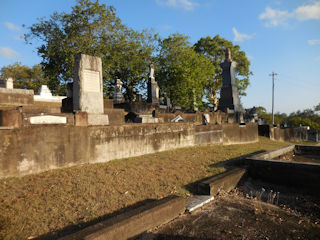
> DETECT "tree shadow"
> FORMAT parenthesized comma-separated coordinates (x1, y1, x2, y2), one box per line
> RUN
(35, 199, 157, 240)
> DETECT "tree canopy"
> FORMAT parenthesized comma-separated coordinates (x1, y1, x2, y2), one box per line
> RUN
(255, 106, 320, 130)
(156, 34, 215, 110)
(25, 0, 156, 99)
(194, 35, 252, 101)
(0, 62, 47, 93)
(22, 0, 252, 106)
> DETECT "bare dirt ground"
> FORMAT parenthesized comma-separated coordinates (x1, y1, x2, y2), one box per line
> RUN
(136, 179, 320, 240)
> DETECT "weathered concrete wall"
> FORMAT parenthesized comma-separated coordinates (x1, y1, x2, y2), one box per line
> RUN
(222, 123, 258, 145)
(104, 109, 125, 125)
(0, 123, 195, 178)
(195, 124, 223, 145)
(260, 124, 308, 142)
(0, 123, 258, 178)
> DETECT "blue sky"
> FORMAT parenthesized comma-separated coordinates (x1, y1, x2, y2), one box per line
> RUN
(0, 0, 319, 114)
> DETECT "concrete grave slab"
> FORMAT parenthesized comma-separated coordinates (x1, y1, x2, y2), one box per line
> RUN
(29, 115, 67, 124)
(186, 195, 214, 212)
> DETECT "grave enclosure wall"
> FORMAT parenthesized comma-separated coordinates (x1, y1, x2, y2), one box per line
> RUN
(0, 123, 258, 179)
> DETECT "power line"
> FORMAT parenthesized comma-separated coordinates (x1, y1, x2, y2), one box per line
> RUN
(269, 72, 278, 125)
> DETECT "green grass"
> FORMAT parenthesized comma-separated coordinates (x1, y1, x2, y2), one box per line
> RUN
(0, 137, 291, 239)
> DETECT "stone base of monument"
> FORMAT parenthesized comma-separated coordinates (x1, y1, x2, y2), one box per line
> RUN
(88, 114, 109, 126)
(0, 88, 34, 106)
(134, 114, 163, 124)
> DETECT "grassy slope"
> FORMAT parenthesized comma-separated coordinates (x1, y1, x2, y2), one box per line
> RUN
(0, 137, 290, 239)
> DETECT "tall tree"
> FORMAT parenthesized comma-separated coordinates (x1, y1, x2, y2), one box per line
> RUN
(194, 35, 252, 104)
(0, 62, 48, 93)
(25, 0, 157, 99)
(156, 34, 215, 110)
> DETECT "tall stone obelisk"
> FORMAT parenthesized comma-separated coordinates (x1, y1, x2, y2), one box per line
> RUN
(218, 48, 243, 113)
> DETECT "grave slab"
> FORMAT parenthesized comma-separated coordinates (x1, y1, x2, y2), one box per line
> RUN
(29, 115, 67, 124)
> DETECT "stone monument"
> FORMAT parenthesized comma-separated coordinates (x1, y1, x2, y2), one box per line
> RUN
(147, 63, 159, 104)
(218, 48, 244, 114)
(0, 77, 14, 89)
(73, 53, 108, 125)
(113, 79, 125, 104)
(37, 85, 52, 98)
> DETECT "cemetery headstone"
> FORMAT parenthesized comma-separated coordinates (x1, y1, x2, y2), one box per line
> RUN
(73, 53, 108, 125)
(73, 53, 104, 114)
(37, 85, 52, 98)
(0, 77, 14, 89)
(147, 63, 159, 104)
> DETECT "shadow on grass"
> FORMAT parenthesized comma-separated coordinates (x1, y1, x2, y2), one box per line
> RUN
(35, 199, 157, 240)
(183, 150, 265, 195)
(36, 151, 266, 239)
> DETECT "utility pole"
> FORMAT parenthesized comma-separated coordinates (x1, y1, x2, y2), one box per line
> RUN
(269, 72, 278, 125)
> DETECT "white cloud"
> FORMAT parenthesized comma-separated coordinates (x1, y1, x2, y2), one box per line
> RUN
(4, 21, 21, 31)
(0, 47, 20, 59)
(259, 2, 320, 27)
(156, 0, 198, 11)
(232, 27, 254, 42)
(308, 39, 320, 45)
(294, 2, 320, 20)
(259, 6, 291, 27)
(316, 56, 320, 62)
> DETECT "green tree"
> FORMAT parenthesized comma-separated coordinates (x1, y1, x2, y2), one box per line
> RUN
(0, 62, 48, 93)
(194, 35, 252, 102)
(25, 0, 157, 99)
(156, 34, 215, 110)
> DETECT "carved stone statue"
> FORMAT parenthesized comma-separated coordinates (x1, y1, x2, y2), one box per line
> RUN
(149, 63, 155, 80)
(225, 48, 232, 62)
(113, 79, 125, 104)
(147, 63, 159, 104)
(115, 79, 123, 92)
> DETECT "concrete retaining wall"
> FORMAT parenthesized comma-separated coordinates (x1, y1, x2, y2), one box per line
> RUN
(222, 123, 258, 145)
(246, 158, 320, 191)
(0, 123, 258, 178)
(259, 124, 308, 142)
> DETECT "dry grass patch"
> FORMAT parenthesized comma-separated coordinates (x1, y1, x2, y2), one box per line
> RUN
(0, 137, 289, 239)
